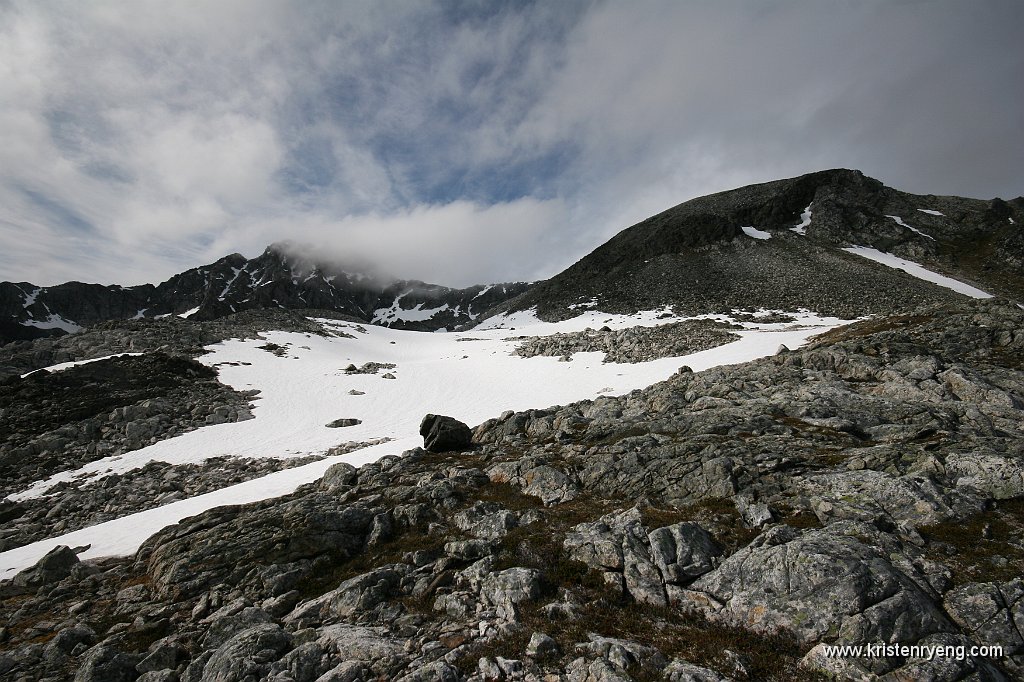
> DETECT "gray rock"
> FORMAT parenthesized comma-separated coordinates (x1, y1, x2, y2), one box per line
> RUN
(944, 580, 1024, 660)
(42, 623, 95, 659)
(522, 465, 580, 505)
(662, 659, 732, 681)
(74, 645, 140, 682)
(680, 523, 954, 645)
(802, 470, 966, 528)
(945, 453, 1024, 500)
(393, 660, 459, 682)
(317, 624, 405, 664)
(453, 502, 518, 540)
(444, 539, 494, 560)
(313, 661, 366, 681)
(481, 567, 543, 616)
(288, 565, 408, 622)
(563, 508, 666, 605)
(319, 462, 358, 492)
(648, 522, 720, 583)
(136, 671, 179, 682)
(733, 496, 773, 528)
(136, 637, 188, 673)
(526, 632, 560, 658)
(1, 545, 80, 596)
(197, 624, 291, 682)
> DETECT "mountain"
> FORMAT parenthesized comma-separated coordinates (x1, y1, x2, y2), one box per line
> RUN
(2, 170, 1024, 681)
(494, 168, 1022, 321)
(0, 243, 531, 344)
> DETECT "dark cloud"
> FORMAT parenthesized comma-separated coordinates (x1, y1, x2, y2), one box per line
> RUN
(0, 0, 1020, 287)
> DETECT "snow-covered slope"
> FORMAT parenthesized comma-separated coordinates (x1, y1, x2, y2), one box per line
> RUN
(0, 308, 848, 576)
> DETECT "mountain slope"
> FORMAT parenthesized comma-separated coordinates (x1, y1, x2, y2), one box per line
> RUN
(495, 169, 1022, 321)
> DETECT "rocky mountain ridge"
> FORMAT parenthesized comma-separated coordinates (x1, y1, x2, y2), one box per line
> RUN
(0, 243, 531, 344)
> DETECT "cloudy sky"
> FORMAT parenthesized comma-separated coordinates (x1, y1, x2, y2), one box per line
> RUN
(2, 0, 1022, 287)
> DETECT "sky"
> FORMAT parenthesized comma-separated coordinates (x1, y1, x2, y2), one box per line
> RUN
(1, 0, 1022, 288)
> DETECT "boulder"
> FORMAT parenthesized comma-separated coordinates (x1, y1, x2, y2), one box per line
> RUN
(192, 624, 291, 681)
(0, 544, 80, 597)
(326, 418, 361, 428)
(648, 522, 720, 584)
(419, 414, 473, 452)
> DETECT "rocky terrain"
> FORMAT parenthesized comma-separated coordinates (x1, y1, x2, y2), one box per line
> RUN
(1, 297, 1022, 681)
(0, 353, 259, 497)
(512, 320, 741, 363)
(0, 439, 388, 554)
(0, 308, 341, 382)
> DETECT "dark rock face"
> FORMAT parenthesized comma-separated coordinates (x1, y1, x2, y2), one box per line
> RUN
(419, 414, 473, 453)
(326, 418, 361, 428)
(0, 307, 330, 381)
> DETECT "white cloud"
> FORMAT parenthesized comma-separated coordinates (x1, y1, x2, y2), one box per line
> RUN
(0, 1, 1021, 288)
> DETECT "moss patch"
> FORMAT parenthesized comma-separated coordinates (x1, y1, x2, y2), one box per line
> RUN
(919, 497, 1024, 585)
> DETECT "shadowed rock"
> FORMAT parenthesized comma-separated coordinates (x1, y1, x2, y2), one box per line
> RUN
(419, 414, 473, 452)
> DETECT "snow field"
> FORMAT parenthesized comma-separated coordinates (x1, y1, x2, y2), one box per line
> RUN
(1, 308, 849, 576)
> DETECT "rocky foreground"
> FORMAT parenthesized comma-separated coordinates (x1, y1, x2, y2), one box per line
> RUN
(1, 299, 1023, 681)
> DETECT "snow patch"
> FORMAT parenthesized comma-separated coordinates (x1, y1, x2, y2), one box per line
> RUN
(740, 226, 772, 240)
(917, 209, 944, 216)
(218, 267, 244, 300)
(21, 287, 42, 309)
(20, 314, 81, 334)
(132, 309, 148, 320)
(372, 293, 451, 323)
(886, 215, 935, 241)
(842, 246, 992, 299)
(20, 353, 145, 378)
(790, 204, 812, 235)
(178, 306, 200, 319)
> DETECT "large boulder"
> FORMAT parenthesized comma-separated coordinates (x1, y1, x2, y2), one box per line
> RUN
(0, 544, 80, 597)
(419, 414, 472, 452)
